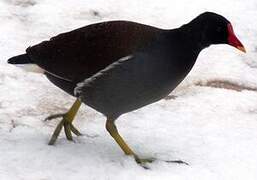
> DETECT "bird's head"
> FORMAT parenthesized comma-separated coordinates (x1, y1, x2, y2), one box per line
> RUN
(186, 12, 246, 53)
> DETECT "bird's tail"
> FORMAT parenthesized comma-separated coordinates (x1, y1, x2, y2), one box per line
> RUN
(7, 54, 44, 73)
(8, 54, 32, 64)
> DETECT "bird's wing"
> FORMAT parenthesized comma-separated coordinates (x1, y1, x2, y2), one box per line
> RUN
(75, 55, 134, 97)
(74, 50, 172, 107)
(26, 21, 160, 82)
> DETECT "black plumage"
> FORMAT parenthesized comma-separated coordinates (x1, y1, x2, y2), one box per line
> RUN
(26, 21, 160, 95)
(8, 12, 245, 164)
(75, 30, 200, 119)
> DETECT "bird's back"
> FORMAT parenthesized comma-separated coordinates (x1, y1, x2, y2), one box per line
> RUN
(26, 21, 161, 83)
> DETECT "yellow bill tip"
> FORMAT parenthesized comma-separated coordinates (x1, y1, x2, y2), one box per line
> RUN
(237, 46, 246, 53)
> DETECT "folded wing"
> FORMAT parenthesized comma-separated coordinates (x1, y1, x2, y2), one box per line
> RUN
(26, 21, 161, 83)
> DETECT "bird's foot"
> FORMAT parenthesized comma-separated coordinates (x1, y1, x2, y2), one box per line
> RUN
(133, 156, 156, 169)
(135, 157, 156, 164)
(45, 113, 82, 145)
(165, 159, 189, 165)
(134, 156, 189, 169)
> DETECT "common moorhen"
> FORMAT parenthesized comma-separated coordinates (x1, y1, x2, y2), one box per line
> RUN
(8, 12, 245, 164)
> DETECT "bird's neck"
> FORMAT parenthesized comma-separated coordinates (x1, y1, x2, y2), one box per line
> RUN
(179, 24, 211, 51)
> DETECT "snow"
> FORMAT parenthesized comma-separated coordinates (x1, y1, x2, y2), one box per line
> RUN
(1, 0, 257, 179)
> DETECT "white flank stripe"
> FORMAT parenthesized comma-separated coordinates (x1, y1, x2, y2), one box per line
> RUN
(15, 64, 45, 74)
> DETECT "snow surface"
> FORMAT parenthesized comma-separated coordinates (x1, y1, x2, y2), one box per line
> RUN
(1, 0, 257, 179)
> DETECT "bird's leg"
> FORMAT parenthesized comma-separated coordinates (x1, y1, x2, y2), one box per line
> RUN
(105, 118, 155, 165)
(45, 99, 82, 145)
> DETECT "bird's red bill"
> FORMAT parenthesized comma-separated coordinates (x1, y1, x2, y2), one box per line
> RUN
(227, 23, 246, 53)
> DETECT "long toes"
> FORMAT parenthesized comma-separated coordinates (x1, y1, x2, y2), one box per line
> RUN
(44, 113, 65, 121)
(48, 120, 65, 145)
(165, 160, 189, 165)
(135, 157, 156, 164)
(70, 124, 82, 136)
(136, 158, 155, 170)
(47, 114, 81, 144)
(134, 157, 189, 167)
(64, 122, 73, 141)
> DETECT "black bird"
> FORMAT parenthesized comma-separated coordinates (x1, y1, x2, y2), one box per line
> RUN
(8, 12, 245, 164)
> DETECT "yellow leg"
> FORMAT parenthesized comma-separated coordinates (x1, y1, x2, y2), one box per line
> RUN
(106, 119, 136, 156)
(105, 118, 188, 167)
(105, 118, 154, 164)
(64, 99, 81, 121)
(46, 99, 82, 145)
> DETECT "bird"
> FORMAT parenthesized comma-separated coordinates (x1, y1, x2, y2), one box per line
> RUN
(8, 12, 245, 165)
